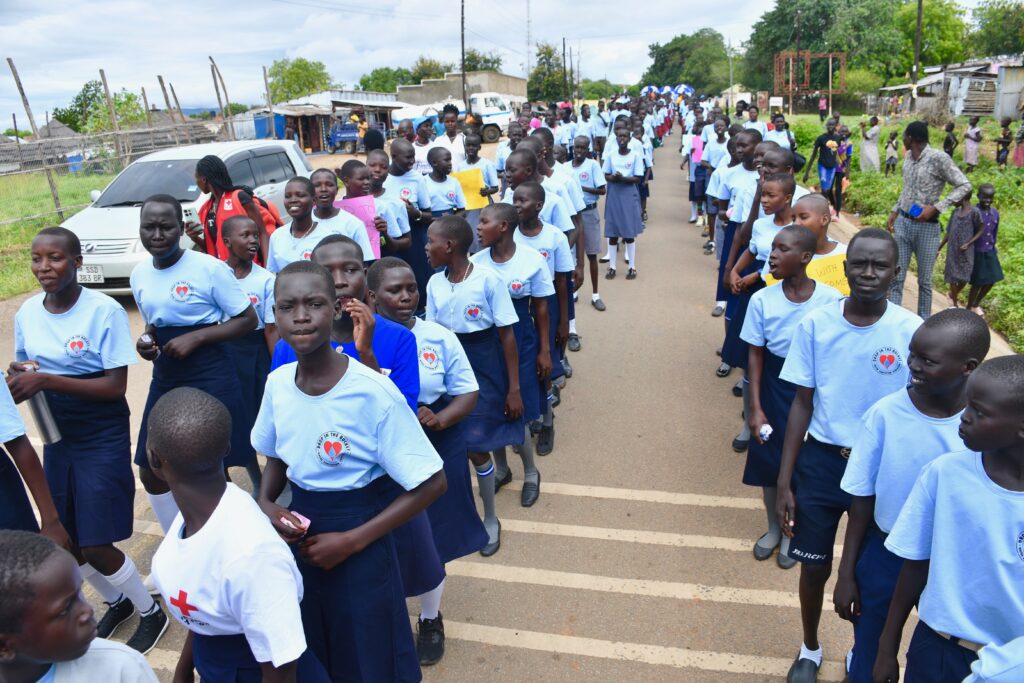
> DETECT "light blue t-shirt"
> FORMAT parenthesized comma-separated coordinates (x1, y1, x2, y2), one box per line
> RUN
(383, 171, 431, 211)
(234, 264, 275, 331)
(514, 224, 575, 279)
(131, 249, 251, 328)
(545, 171, 586, 214)
(841, 388, 965, 532)
(502, 185, 575, 234)
(740, 281, 841, 358)
(571, 159, 606, 206)
(744, 119, 768, 137)
(456, 158, 499, 189)
(602, 148, 645, 178)
(717, 165, 759, 214)
(0, 379, 27, 443)
(886, 450, 1024, 646)
(495, 141, 514, 173)
(424, 176, 467, 214)
(15, 288, 137, 375)
(748, 215, 787, 261)
(410, 318, 479, 406)
(765, 129, 793, 149)
(252, 358, 441, 492)
(472, 244, 555, 300)
(964, 637, 1024, 682)
(733, 185, 811, 236)
(267, 216, 373, 273)
(705, 164, 731, 200)
(425, 264, 519, 333)
(703, 137, 730, 169)
(780, 300, 922, 447)
(373, 195, 411, 239)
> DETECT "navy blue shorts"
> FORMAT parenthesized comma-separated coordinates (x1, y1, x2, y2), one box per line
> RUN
(788, 437, 852, 565)
(692, 166, 707, 202)
(904, 622, 979, 683)
(848, 530, 904, 683)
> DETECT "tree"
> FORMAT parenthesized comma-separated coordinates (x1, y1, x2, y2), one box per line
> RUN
(83, 89, 145, 135)
(527, 43, 566, 102)
(410, 56, 455, 83)
(268, 57, 333, 102)
(52, 80, 104, 133)
(227, 103, 251, 116)
(970, 0, 1024, 57)
(895, 0, 968, 74)
(844, 68, 885, 95)
(3, 128, 29, 138)
(463, 48, 503, 72)
(640, 30, 732, 94)
(826, 0, 906, 82)
(358, 66, 416, 92)
(580, 78, 619, 100)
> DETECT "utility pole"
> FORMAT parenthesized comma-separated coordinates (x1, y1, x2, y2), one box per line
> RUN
(728, 39, 734, 111)
(562, 37, 568, 101)
(263, 66, 277, 139)
(461, 0, 469, 116)
(911, 0, 923, 111)
(525, 0, 531, 77)
(791, 10, 801, 117)
(569, 47, 574, 105)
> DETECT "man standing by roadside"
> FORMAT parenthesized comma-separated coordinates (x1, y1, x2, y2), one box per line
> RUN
(887, 120, 971, 318)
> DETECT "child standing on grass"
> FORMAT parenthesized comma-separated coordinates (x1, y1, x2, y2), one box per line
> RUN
(995, 117, 1012, 169)
(937, 189, 982, 309)
(966, 183, 1004, 316)
(943, 122, 958, 158)
(884, 132, 899, 177)
(964, 117, 982, 172)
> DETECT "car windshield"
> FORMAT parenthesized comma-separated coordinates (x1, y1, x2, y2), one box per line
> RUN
(94, 159, 201, 207)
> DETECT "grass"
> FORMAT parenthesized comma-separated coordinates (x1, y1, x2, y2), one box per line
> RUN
(787, 114, 1024, 350)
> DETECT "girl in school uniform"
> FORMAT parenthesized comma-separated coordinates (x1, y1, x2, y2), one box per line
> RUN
(254, 260, 447, 683)
(455, 132, 500, 252)
(337, 159, 407, 259)
(384, 139, 435, 311)
(474, 202, 553, 506)
(366, 149, 414, 254)
(424, 148, 467, 218)
(367, 257, 488, 665)
(310, 167, 376, 258)
(602, 128, 646, 280)
(131, 195, 258, 535)
(426, 215, 522, 556)
(571, 136, 608, 310)
(10, 227, 169, 652)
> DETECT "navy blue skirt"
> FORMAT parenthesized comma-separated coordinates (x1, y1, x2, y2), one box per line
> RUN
(135, 325, 249, 469)
(396, 220, 432, 312)
(191, 632, 329, 683)
(457, 328, 525, 452)
(289, 482, 421, 683)
(225, 329, 271, 464)
(376, 476, 445, 598)
(715, 221, 738, 302)
(744, 350, 797, 487)
(422, 396, 488, 562)
(511, 297, 543, 422)
(0, 449, 38, 533)
(44, 373, 134, 547)
(546, 292, 566, 382)
(721, 260, 765, 370)
(564, 272, 576, 322)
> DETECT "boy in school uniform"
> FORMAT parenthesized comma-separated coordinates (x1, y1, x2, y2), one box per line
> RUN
(0, 530, 158, 683)
(776, 228, 922, 683)
(875, 355, 1024, 683)
(835, 309, 991, 683)
(255, 261, 447, 682)
(572, 135, 608, 311)
(384, 139, 434, 312)
(424, 148, 466, 218)
(146, 387, 327, 682)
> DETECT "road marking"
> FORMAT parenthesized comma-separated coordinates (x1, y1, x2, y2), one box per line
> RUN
(447, 560, 800, 607)
(431, 618, 845, 681)
(479, 479, 763, 510)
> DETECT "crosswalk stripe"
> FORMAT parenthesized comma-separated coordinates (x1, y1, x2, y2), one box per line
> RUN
(447, 560, 801, 608)
(481, 479, 763, 509)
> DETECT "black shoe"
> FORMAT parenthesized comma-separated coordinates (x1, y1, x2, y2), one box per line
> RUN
(786, 656, 820, 683)
(732, 381, 744, 397)
(626, 268, 637, 280)
(605, 268, 616, 280)
(599, 255, 610, 263)
(561, 357, 573, 378)
(642, 210, 649, 221)
(521, 472, 540, 507)
(480, 521, 501, 557)
(550, 385, 560, 408)
(688, 217, 698, 224)
(125, 605, 169, 655)
(529, 420, 542, 436)
(732, 437, 749, 453)
(537, 424, 555, 455)
(568, 333, 581, 353)
(96, 597, 135, 639)
(417, 613, 445, 666)
(494, 468, 512, 493)
(591, 297, 606, 311)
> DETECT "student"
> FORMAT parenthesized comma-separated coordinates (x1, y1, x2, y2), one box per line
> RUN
(145, 388, 327, 682)
(0, 530, 159, 683)
(766, 114, 795, 150)
(964, 117, 982, 172)
(365, 149, 414, 253)
(384, 139, 434, 310)
(496, 122, 525, 193)
(254, 260, 446, 682)
(741, 225, 841, 569)
(502, 148, 576, 235)
(572, 135, 608, 310)
(310, 168, 376, 260)
(776, 228, 921, 683)
(336, 160, 400, 259)
(130, 193, 257, 537)
(9, 227, 168, 653)
(966, 183, 1003, 316)
(602, 128, 645, 280)
(474, 202, 552, 501)
(802, 119, 840, 214)
(767, 193, 850, 295)
(943, 121, 958, 158)
(594, 100, 610, 157)
(431, 103, 467, 168)
(884, 131, 899, 177)
(367, 257, 487, 665)
(744, 105, 768, 138)
(424, 147, 467, 217)
(455, 132, 500, 251)
(937, 188, 982, 309)
(632, 122, 654, 222)
(426, 216, 522, 555)
(679, 122, 698, 223)
(875, 355, 1024, 683)
(412, 118, 435, 175)
(835, 309, 990, 683)
(221, 216, 277, 489)
(267, 176, 370, 273)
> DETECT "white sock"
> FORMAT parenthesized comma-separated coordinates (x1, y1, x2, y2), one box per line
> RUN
(81, 563, 124, 604)
(690, 204, 697, 221)
(418, 577, 445, 620)
(799, 643, 823, 666)
(569, 319, 577, 335)
(625, 242, 636, 269)
(147, 491, 179, 533)
(608, 243, 618, 269)
(716, 300, 726, 308)
(105, 555, 157, 615)
(591, 293, 600, 302)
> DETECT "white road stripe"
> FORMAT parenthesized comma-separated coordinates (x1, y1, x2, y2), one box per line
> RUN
(479, 479, 763, 509)
(447, 560, 801, 608)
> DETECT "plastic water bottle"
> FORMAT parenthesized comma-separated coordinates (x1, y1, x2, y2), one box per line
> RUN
(22, 365, 62, 445)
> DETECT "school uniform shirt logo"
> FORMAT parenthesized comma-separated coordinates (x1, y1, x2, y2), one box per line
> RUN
(316, 431, 351, 466)
(170, 589, 208, 627)
(419, 344, 441, 370)
(301, 251, 313, 260)
(247, 292, 260, 306)
(63, 335, 90, 358)
(580, 172, 590, 181)
(1017, 531, 1024, 562)
(509, 279, 525, 296)
(538, 249, 550, 260)
(171, 281, 195, 303)
(871, 346, 903, 375)
(446, 191, 457, 202)
(464, 304, 483, 321)
(400, 188, 412, 199)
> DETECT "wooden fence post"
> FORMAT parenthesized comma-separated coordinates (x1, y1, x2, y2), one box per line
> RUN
(263, 66, 276, 139)
(99, 69, 124, 165)
(168, 82, 193, 144)
(6, 57, 64, 220)
(209, 57, 235, 140)
(140, 87, 157, 150)
(157, 76, 181, 145)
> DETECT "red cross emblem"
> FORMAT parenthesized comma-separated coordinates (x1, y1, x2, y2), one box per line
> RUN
(170, 590, 198, 617)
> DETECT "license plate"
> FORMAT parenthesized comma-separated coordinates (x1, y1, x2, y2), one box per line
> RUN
(77, 266, 104, 283)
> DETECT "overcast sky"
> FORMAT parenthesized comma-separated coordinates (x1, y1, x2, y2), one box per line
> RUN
(0, 0, 982, 129)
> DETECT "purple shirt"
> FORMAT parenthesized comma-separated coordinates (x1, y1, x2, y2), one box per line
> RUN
(976, 207, 999, 253)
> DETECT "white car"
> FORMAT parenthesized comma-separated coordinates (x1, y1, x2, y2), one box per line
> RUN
(63, 140, 312, 295)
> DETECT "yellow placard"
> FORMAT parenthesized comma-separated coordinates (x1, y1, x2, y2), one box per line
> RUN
(451, 168, 490, 211)
(764, 252, 850, 295)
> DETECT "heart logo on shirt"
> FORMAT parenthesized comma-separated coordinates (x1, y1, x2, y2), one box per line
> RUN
(871, 347, 903, 375)
(315, 431, 349, 466)
(464, 305, 482, 321)
(301, 251, 312, 261)
(510, 280, 524, 294)
(176, 286, 189, 296)
(401, 188, 412, 198)
(171, 281, 195, 302)
(64, 336, 89, 358)
(419, 344, 441, 370)
(539, 249, 550, 259)
(447, 191, 456, 201)
(580, 172, 589, 181)
(249, 295, 259, 306)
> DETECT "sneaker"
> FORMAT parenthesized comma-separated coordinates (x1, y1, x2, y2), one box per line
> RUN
(537, 424, 555, 455)
(591, 297, 606, 312)
(96, 597, 135, 639)
(568, 333, 581, 352)
(416, 613, 445, 666)
(561, 357, 573, 378)
(125, 605, 169, 655)
(626, 268, 637, 280)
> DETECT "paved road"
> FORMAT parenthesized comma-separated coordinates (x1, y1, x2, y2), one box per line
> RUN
(0, 141, 918, 681)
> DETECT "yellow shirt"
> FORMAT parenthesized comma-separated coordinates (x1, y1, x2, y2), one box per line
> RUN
(764, 243, 849, 295)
